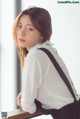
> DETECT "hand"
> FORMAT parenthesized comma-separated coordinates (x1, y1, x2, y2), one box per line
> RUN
(17, 93, 21, 107)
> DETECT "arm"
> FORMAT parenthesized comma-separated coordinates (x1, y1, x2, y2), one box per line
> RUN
(20, 51, 43, 114)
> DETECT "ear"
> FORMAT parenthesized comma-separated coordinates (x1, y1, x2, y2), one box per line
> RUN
(40, 36, 43, 40)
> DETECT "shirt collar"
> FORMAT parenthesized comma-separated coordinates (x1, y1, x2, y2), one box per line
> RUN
(42, 40, 54, 46)
(29, 40, 54, 52)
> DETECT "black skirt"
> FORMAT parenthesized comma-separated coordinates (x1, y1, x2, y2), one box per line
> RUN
(35, 99, 80, 119)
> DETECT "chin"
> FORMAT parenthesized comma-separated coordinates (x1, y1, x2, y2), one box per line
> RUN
(19, 45, 26, 48)
(18, 43, 26, 48)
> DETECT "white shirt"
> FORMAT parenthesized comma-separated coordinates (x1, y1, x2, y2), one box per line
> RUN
(21, 41, 78, 114)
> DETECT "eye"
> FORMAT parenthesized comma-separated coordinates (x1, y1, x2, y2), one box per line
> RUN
(17, 24, 22, 28)
(27, 27, 34, 31)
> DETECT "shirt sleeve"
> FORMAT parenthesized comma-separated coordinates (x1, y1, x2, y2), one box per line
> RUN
(21, 51, 43, 114)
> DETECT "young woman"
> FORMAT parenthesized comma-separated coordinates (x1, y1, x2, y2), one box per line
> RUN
(13, 6, 79, 118)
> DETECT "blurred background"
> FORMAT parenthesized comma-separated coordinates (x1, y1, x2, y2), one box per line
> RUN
(0, 1, 80, 118)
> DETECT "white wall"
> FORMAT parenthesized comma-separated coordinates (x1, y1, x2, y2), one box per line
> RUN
(0, 0, 16, 111)
(21, 0, 80, 94)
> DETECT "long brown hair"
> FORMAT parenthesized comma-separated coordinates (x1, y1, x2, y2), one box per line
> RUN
(13, 6, 52, 69)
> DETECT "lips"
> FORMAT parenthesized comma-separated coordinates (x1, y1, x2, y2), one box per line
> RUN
(19, 38, 25, 42)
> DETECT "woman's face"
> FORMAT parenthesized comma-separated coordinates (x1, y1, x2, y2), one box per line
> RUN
(16, 15, 42, 51)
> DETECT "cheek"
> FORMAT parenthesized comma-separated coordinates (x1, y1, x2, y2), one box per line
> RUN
(25, 35, 40, 47)
(16, 31, 19, 39)
(31, 33, 41, 41)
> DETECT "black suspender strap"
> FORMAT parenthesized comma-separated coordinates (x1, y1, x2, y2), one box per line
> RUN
(38, 48, 76, 101)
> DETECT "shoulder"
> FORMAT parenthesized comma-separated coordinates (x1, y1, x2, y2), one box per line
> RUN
(24, 48, 50, 71)
(26, 45, 58, 60)
(27, 48, 47, 61)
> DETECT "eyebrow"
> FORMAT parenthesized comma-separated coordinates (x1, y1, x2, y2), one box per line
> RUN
(18, 22, 33, 27)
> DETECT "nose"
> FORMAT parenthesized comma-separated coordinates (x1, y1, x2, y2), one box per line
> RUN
(20, 28, 26, 36)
